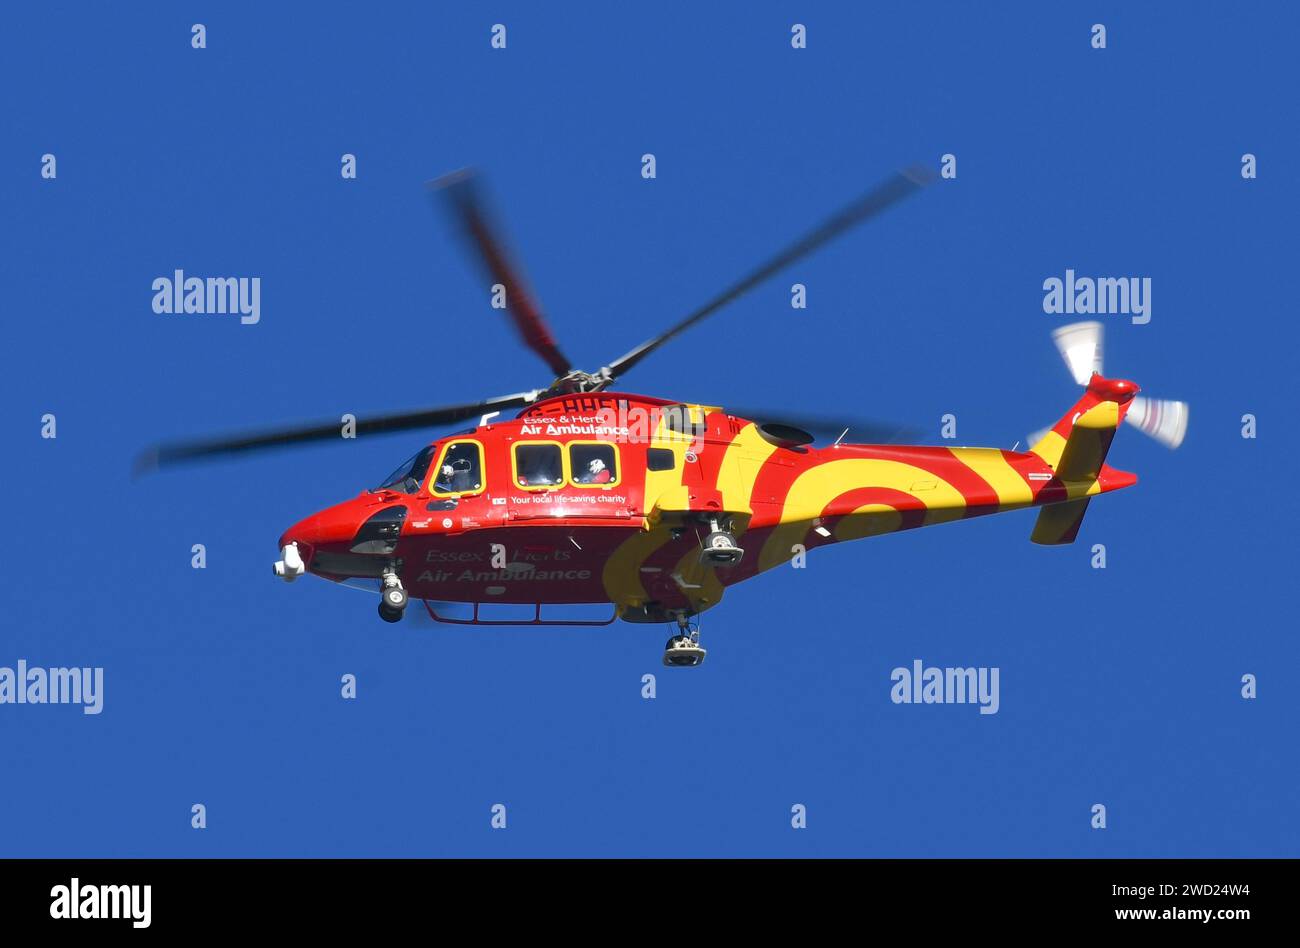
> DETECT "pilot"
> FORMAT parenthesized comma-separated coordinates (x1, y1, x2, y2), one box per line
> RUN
(434, 463, 457, 492)
(580, 457, 612, 484)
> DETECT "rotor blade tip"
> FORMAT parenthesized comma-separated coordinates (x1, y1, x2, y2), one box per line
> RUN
(427, 167, 477, 193)
(901, 163, 939, 186)
(132, 447, 161, 480)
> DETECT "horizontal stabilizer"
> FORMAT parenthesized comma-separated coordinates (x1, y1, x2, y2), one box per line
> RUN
(1031, 498, 1091, 545)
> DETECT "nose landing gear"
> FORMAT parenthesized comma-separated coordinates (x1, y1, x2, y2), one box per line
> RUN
(662, 614, 707, 667)
(378, 570, 408, 623)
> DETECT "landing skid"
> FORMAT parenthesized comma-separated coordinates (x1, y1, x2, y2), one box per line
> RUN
(422, 600, 618, 627)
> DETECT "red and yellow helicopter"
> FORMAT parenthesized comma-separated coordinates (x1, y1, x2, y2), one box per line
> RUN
(142, 168, 1188, 666)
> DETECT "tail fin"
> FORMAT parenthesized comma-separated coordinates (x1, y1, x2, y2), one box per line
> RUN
(1026, 321, 1188, 545)
(1036, 320, 1189, 451)
(1029, 374, 1137, 474)
(1028, 375, 1137, 546)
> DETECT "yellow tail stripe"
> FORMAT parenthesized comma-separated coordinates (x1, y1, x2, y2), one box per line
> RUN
(759, 459, 966, 571)
(950, 447, 1034, 508)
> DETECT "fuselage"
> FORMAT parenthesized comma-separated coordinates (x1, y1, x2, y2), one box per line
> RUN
(278, 391, 1134, 622)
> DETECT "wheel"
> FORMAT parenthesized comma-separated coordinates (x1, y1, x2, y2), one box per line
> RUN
(663, 634, 706, 667)
(378, 601, 404, 623)
(706, 531, 734, 551)
(383, 585, 408, 610)
(701, 531, 743, 566)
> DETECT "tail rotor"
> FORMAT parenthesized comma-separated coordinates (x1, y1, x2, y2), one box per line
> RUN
(1051, 321, 1105, 386)
(1036, 320, 1189, 450)
(1124, 395, 1189, 450)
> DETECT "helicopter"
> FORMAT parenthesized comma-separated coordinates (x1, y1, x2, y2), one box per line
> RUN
(140, 167, 1188, 667)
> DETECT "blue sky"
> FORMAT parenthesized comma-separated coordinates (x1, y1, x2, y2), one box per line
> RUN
(2, 2, 1295, 856)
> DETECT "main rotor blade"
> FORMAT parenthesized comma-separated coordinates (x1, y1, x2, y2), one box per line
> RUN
(431, 170, 574, 378)
(136, 391, 538, 474)
(603, 165, 936, 380)
(726, 407, 920, 445)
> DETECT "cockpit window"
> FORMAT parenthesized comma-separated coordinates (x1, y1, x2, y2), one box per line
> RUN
(375, 445, 437, 494)
(432, 442, 484, 495)
(514, 443, 564, 488)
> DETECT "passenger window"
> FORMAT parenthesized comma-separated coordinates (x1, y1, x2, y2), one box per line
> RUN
(431, 442, 483, 495)
(515, 443, 564, 488)
(646, 448, 676, 472)
(570, 444, 618, 486)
